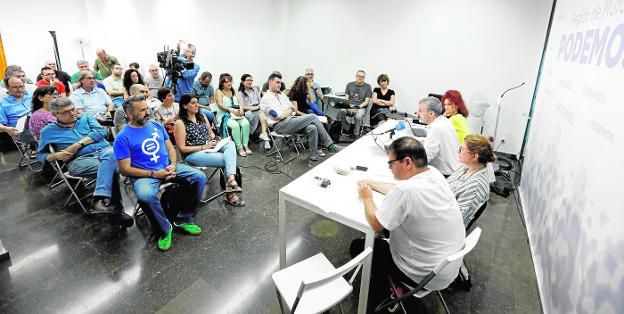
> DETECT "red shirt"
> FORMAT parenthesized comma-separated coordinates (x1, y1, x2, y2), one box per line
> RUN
(36, 79, 66, 94)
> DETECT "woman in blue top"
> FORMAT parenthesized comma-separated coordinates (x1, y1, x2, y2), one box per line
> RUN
(215, 73, 251, 157)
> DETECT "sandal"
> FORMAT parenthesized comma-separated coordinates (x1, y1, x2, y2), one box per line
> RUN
(238, 148, 247, 157)
(244, 147, 253, 155)
(224, 193, 245, 207)
(225, 177, 242, 193)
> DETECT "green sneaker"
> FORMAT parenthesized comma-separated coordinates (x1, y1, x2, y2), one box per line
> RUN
(158, 226, 173, 251)
(174, 222, 202, 235)
(327, 144, 340, 152)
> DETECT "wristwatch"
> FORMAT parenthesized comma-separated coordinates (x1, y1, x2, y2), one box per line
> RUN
(78, 140, 85, 147)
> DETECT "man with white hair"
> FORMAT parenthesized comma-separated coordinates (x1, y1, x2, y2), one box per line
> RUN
(144, 64, 164, 98)
(71, 60, 104, 89)
(417, 96, 460, 176)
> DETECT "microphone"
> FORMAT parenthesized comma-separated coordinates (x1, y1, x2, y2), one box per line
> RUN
(379, 120, 407, 135)
(497, 82, 526, 104)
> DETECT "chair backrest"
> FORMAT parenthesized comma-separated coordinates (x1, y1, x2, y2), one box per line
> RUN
(301, 247, 372, 291)
(466, 202, 488, 231)
(433, 227, 482, 275)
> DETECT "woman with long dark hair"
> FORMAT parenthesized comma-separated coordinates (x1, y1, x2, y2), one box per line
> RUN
(238, 74, 270, 150)
(289, 76, 324, 116)
(174, 94, 244, 207)
(29, 86, 59, 141)
(442, 90, 470, 144)
(215, 73, 251, 156)
(123, 69, 145, 98)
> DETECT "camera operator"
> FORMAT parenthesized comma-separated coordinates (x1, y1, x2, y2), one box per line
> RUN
(165, 43, 200, 102)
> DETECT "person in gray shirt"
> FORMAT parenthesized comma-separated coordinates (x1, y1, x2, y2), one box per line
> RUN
(338, 70, 372, 137)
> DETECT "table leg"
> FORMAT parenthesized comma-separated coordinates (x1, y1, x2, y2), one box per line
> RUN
(279, 195, 286, 269)
(357, 230, 375, 314)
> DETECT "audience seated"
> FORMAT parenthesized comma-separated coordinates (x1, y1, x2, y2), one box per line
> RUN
(174, 94, 245, 207)
(103, 64, 125, 108)
(371, 74, 395, 127)
(239, 74, 270, 150)
(442, 90, 471, 144)
(36, 67, 67, 97)
(447, 134, 495, 226)
(69, 71, 114, 123)
(144, 64, 164, 98)
(303, 68, 325, 116)
(192, 71, 215, 123)
(338, 70, 372, 137)
(261, 71, 286, 93)
(418, 96, 461, 177)
(350, 137, 465, 311)
(70, 60, 103, 89)
(36, 98, 133, 227)
(113, 84, 150, 133)
(0, 66, 37, 97)
(260, 72, 337, 166)
(36, 60, 71, 94)
(151, 87, 179, 139)
(29, 86, 59, 142)
(0, 77, 35, 144)
(215, 73, 251, 157)
(289, 76, 325, 117)
(123, 69, 145, 99)
(114, 95, 206, 251)
(93, 48, 120, 79)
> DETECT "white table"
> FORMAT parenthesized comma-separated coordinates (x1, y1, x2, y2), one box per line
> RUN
(278, 119, 419, 313)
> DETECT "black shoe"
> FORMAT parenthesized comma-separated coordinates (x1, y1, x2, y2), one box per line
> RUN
(90, 198, 114, 214)
(110, 211, 134, 228)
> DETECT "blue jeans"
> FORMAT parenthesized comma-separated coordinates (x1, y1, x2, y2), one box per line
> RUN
(131, 163, 206, 235)
(200, 108, 214, 124)
(184, 141, 237, 177)
(67, 146, 123, 212)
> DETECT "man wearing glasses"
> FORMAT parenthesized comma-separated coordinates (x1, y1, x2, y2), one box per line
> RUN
(417, 96, 460, 177)
(69, 71, 115, 123)
(338, 70, 372, 137)
(144, 65, 164, 98)
(102, 64, 125, 108)
(36, 67, 67, 97)
(0, 77, 34, 141)
(350, 137, 465, 310)
(304, 68, 325, 115)
(36, 97, 133, 227)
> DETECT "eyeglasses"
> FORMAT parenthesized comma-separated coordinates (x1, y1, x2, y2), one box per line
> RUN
(305, 73, 314, 76)
(356, 75, 365, 78)
(43, 73, 55, 76)
(245, 79, 253, 82)
(57, 108, 77, 116)
(140, 90, 149, 94)
(387, 158, 403, 165)
(84, 77, 95, 80)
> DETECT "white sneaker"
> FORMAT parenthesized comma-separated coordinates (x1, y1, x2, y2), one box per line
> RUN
(264, 141, 271, 150)
(259, 133, 270, 141)
(317, 150, 327, 157)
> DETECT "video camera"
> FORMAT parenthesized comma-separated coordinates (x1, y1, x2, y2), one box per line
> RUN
(156, 44, 195, 94)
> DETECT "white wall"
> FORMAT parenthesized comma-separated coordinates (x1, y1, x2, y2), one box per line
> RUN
(520, 0, 624, 312)
(281, 0, 552, 155)
(1, 0, 551, 155)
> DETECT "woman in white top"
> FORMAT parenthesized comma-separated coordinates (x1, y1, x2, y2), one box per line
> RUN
(447, 134, 495, 226)
(239, 74, 270, 150)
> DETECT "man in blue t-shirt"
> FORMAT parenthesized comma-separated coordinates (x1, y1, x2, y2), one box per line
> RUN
(113, 94, 206, 251)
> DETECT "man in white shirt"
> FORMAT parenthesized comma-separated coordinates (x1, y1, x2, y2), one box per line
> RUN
(351, 137, 465, 310)
(259, 72, 337, 166)
(144, 64, 164, 98)
(418, 96, 460, 176)
(102, 64, 125, 108)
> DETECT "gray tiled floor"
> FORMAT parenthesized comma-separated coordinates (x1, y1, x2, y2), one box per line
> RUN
(0, 141, 542, 313)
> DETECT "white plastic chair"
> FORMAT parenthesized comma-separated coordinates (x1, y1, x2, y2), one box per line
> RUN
(376, 228, 482, 313)
(272, 247, 372, 314)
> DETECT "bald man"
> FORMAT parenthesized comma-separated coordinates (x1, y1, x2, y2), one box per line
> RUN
(93, 48, 120, 79)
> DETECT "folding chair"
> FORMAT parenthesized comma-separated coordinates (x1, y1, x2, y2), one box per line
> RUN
(188, 165, 228, 204)
(375, 228, 482, 314)
(266, 129, 307, 163)
(455, 202, 489, 291)
(272, 247, 372, 314)
(133, 182, 175, 229)
(48, 146, 96, 214)
(12, 115, 39, 172)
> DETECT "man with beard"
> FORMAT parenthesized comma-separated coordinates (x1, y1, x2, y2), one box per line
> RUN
(113, 95, 206, 251)
(36, 97, 133, 227)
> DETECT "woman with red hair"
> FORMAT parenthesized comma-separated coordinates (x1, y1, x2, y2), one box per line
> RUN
(442, 90, 470, 144)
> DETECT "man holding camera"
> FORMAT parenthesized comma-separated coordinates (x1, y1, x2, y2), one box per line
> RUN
(166, 43, 200, 102)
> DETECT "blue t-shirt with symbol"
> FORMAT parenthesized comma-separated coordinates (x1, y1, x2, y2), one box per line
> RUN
(113, 121, 170, 171)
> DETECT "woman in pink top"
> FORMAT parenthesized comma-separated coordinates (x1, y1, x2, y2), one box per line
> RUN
(29, 86, 59, 142)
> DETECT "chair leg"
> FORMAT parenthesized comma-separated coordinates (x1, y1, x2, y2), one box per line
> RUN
(275, 288, 286, 314)
(437, 290, 450, 314)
